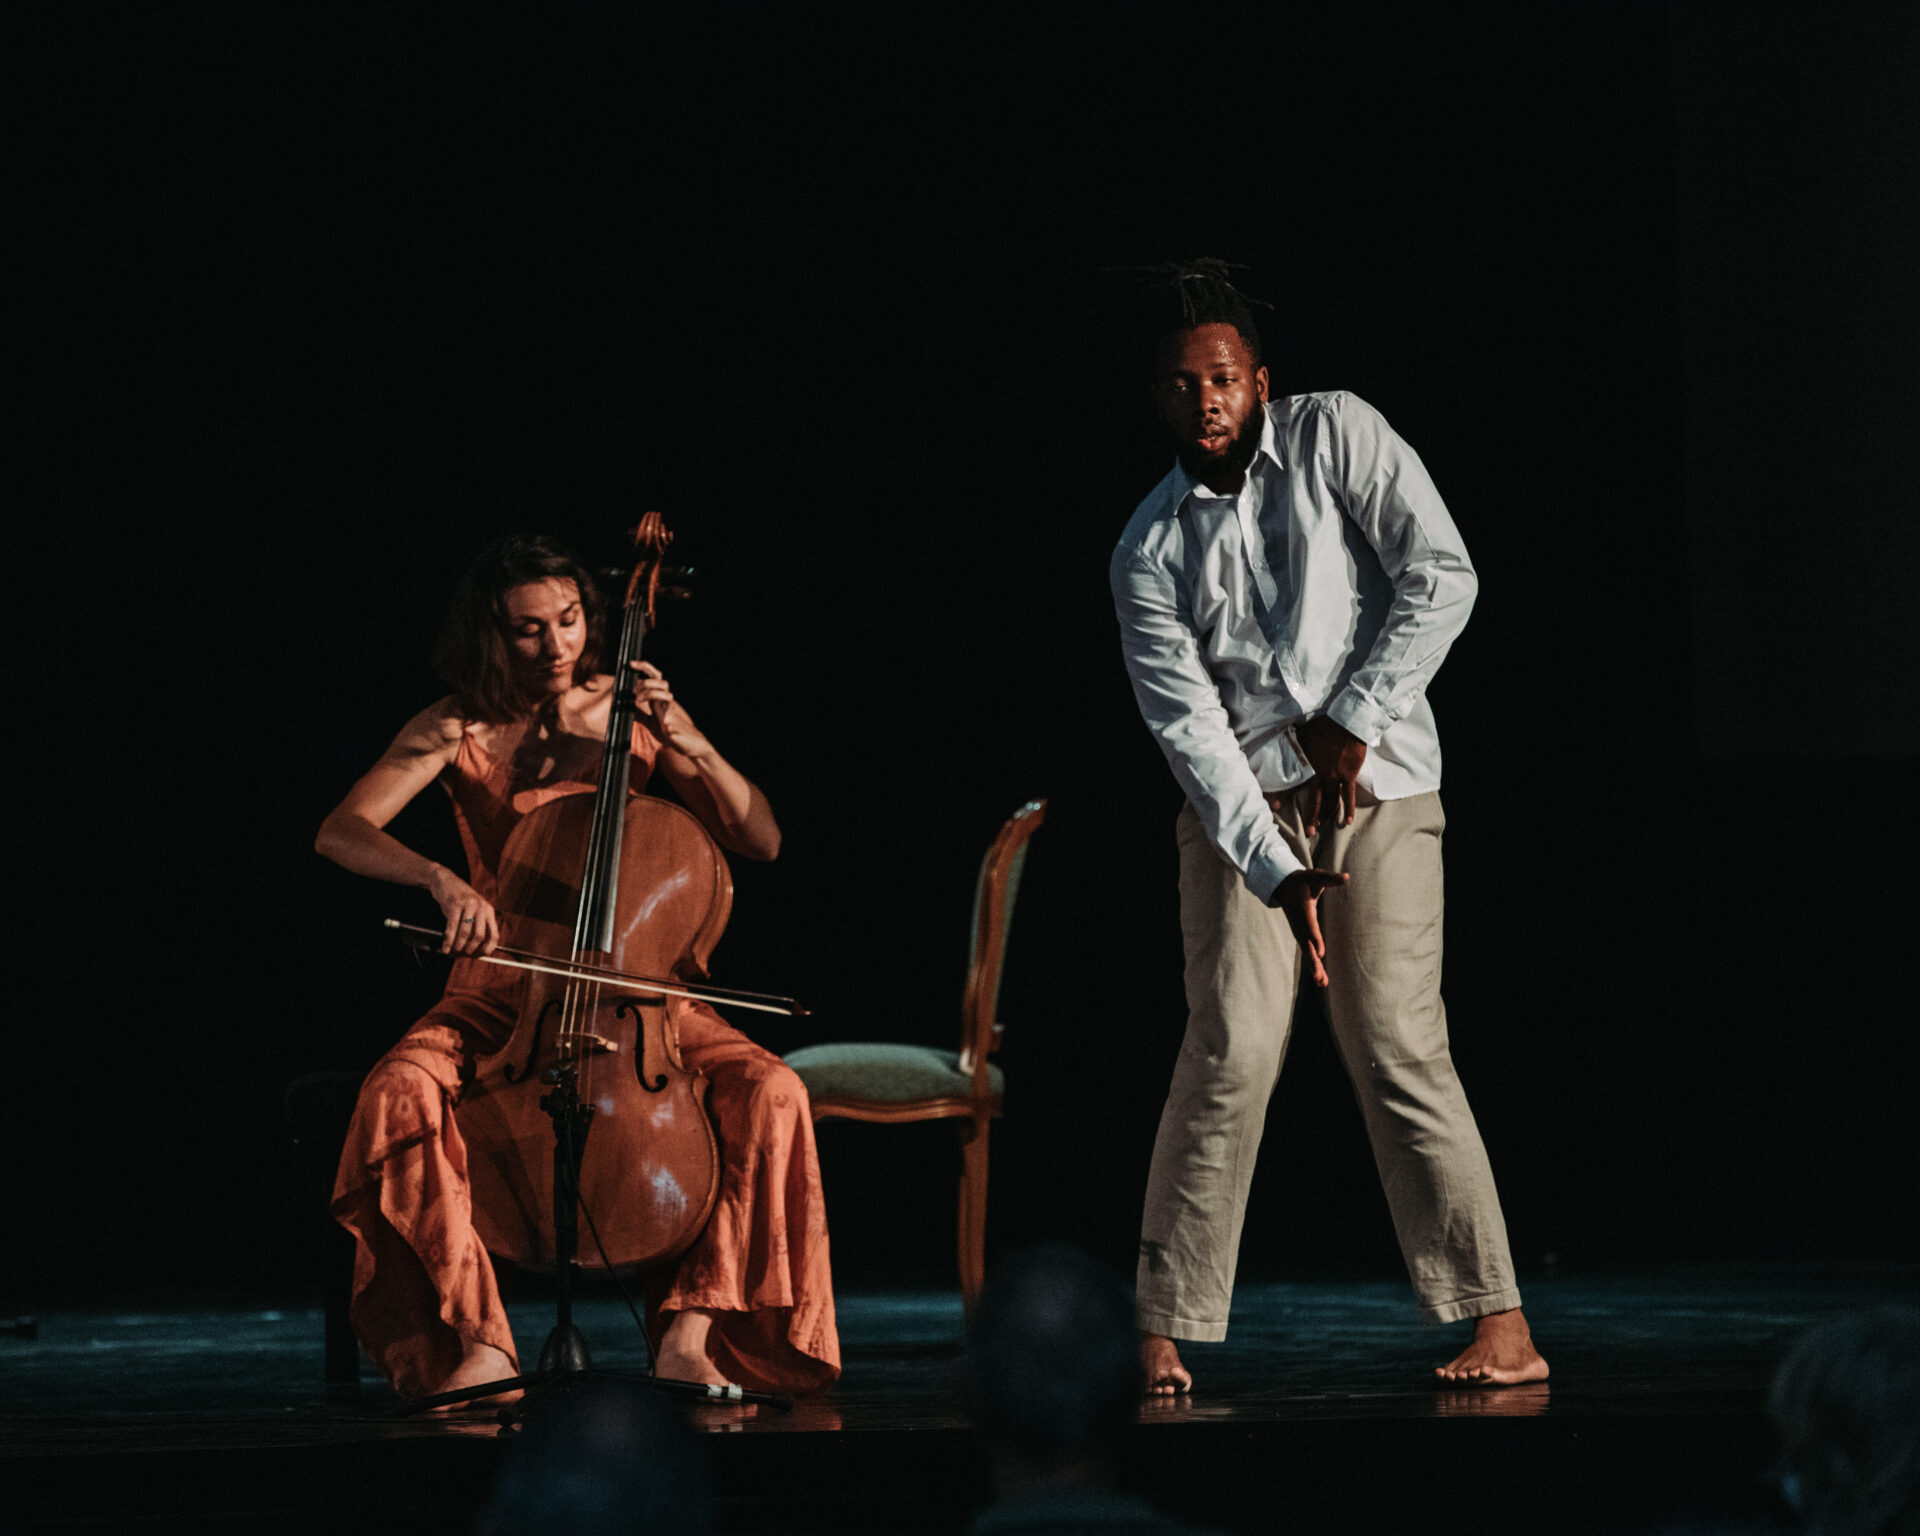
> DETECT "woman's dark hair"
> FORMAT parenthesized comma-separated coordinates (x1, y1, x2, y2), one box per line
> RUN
(434, 534, 607, 722)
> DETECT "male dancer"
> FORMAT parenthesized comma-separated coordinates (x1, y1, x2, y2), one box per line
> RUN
(1110, 261, 1547, 1392)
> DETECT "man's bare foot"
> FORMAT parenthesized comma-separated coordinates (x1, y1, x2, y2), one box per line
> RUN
(655, 1308, 737, 1389)
(427, 1341, 522, 1409)
(1435, 1308, 1549, 1386)
(1141, 1332, 1193, 1396)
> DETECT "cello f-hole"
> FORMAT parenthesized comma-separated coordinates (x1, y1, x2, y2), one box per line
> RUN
(503, 996, 562, 1085)
(614, 996, 671, 1091)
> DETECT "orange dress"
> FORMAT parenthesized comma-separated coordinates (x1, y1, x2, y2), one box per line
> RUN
(330, 710, 839, 1397)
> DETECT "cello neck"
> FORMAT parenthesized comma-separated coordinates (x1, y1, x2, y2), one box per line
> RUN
(575, 565, 651, 955)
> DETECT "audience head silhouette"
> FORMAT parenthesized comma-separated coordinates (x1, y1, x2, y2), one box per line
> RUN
(966, 1243, 1142, 1480)
(475, 1382, 712, 1536)
(1768, 1306, 1920, 1536)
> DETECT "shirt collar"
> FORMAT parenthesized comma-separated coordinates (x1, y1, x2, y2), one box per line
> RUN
(1172, 402, 1282, 507)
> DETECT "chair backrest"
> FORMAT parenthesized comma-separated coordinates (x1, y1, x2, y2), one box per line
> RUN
(957, 799, 1047, 1094)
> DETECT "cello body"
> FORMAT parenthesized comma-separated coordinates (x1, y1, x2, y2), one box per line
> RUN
(458, 789, 729, 1272)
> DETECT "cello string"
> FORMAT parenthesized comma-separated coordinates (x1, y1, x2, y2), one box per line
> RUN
(579, 575, 648, 1098)
(567, 585, 638, 1066)
(583, 972, 602, 1100)
(577, 586, 638, 1096)
(569, 603, 619, 987)
(574, 582, 639, 968)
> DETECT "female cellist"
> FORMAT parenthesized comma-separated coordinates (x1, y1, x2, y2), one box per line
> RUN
(317, 533, 839, 1402)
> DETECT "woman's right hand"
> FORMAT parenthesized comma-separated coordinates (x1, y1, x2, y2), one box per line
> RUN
(428, 867, 500, 956)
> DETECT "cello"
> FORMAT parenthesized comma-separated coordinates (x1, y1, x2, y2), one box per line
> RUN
(433, 513, 800, 1278)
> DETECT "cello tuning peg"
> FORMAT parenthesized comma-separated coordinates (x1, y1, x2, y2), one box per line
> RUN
(597, 564, 694, 588)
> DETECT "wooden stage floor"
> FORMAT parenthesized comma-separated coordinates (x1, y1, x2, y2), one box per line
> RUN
(5, 1264, 1913, 1533)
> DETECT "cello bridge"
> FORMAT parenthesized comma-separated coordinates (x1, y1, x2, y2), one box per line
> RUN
(557, 1034, 621, 1059)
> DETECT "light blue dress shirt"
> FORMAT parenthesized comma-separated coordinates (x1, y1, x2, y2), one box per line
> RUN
(1110, 392, 1477, 902)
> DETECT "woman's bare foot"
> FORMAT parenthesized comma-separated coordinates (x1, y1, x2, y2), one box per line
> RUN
(655, 1308, 737, 1389)
(1435, 1308, 1549, 1386)
(428, 1341, 522, 1409)
(1141, 1332, 1193, 1396)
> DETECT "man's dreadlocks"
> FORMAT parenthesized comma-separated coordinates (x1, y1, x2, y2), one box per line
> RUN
(1129, 257, 1273, 369)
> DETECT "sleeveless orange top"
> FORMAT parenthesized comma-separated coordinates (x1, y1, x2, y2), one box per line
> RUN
(422, 702, 663, 1055)
(439, 701, 662, 901)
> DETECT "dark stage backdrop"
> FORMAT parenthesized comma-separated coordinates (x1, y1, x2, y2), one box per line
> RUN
(20, 4, 1916, 1304)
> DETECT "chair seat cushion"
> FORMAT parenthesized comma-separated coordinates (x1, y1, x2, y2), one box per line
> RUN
(783, 1042, 1003, 1104)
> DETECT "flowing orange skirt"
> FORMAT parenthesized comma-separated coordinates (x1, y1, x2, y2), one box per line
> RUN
(331, 982, 839, 1399)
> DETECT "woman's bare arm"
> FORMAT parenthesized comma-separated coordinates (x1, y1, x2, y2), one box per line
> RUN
(657, 748, 783, 861)
(630, 662, 782, 861)
(314, 700, 500, 954)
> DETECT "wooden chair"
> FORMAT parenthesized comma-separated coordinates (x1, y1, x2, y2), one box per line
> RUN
(784, 799, 1045, 1307)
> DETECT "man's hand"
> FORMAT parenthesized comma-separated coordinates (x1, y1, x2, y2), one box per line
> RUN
(1297, 715, 1368, 833)
(1269, 868, 1350, 987)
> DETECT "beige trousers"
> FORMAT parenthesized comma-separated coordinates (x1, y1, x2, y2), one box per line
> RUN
(1136, 788, 1521, 1339)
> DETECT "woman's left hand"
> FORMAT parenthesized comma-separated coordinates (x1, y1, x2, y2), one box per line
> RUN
(628, 659, 782, 860)
(629, 660, 715, 760)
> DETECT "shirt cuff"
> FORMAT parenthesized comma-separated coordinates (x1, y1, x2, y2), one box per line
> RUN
(1326, 687, 1395, 747)
(1246, 842, 1304, 906)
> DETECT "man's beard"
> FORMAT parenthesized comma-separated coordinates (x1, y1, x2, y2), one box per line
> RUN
(1175, 407, 1264, 484)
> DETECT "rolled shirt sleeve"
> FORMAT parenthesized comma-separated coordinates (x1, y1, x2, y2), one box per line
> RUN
(1321, 395, 1478, 746)
(1112, 551, 1303, 903)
